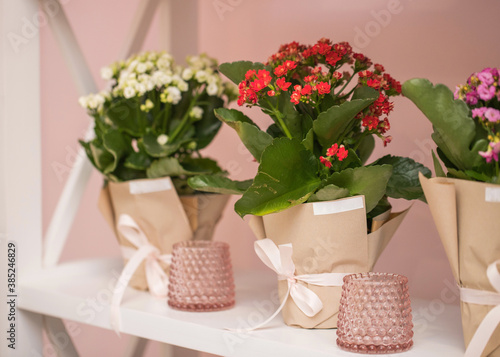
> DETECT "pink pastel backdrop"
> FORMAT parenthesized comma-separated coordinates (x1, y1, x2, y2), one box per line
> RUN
(39, 0, 500, 356)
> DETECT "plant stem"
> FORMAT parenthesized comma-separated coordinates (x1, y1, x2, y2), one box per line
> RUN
(161, 103, 171, 134)
(334, 70, 359, 98)
(264, 97, 293, 139)
(169, 92, 201, 142)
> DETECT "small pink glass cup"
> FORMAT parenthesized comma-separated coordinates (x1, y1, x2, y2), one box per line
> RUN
(337, 273, 413, 354)
(167, 241, 235, 312)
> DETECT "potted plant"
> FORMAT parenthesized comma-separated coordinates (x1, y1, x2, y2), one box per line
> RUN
(189, 38, 430, 328)
(403, 68, 500, 357)
(79, 51, 236, 293)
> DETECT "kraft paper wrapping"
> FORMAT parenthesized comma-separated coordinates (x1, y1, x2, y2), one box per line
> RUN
(420, 174, 500, 357)
(98, 177, 229, 291)
(249, 195, 410, 328)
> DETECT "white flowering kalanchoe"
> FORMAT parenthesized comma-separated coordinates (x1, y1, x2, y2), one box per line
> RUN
(79, 50, 235, 184)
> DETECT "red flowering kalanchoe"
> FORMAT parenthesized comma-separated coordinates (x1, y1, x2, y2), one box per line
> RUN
(191, 38, 430, 218)
(236, 38, 402, 169)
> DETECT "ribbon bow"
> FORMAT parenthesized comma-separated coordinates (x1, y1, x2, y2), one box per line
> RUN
(460, 260, 500, 357)
(237, 239, 350, 331)
(110, 214, 172, 333)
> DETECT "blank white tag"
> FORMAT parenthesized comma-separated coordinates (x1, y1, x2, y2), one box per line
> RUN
(485, 187, 500, 203)
(313, 196, 364, 216)
(129, 178, 172, 194)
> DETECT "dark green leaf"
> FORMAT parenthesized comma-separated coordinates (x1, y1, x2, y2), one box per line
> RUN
(142, 132, 180, 158)
(302, 128, 314, 153)
(266, 123, 284, 138)
(193, 95, 224, 149)
(215, 108, 273, 162)
(313, 90, 378, 149)
(146, 157, 207, 178)
(181, 157, 222, 174)
(219, 61, 266, 84)
(371, 155, 431, 200)
(106, 98, 146, 136)
(124, 151, 152, 170)
(187, 174, 253, 195)
(357, 135, 375, 165)
(235, 138, 322, 217)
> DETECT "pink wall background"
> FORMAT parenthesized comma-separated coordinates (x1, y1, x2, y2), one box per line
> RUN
(40, 0, 500, 355)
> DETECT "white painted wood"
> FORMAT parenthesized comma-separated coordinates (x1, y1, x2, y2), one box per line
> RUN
(41, 0, 98, 268)
(18, 263, 465, 357)
(118, 0, 161, 59)
(0, 0, 44, 355)
(43, 0, 161, 267)
(44, 316, 80, 357)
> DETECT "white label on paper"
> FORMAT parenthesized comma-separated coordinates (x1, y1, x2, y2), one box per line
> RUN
(485, 187, 500, 203)
(313, 196, 364, 216)
(129, 178, 172, 194)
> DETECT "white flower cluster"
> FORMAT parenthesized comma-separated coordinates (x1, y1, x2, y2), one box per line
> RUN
(78, 51, 229, 113)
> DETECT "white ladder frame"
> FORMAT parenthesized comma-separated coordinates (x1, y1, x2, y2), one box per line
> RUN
(1, 0, 200, 356)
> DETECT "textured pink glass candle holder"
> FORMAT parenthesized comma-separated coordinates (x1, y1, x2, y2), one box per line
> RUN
(168, 241, 235, 312)
(337, 273, 413, 354)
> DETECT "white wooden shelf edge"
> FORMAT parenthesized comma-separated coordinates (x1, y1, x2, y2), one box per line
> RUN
(18, 258, 465, 357)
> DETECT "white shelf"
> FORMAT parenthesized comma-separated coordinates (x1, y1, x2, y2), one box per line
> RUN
(18, 258, 465, 357)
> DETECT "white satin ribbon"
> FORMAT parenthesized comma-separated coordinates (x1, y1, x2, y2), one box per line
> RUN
(110, 214, 172, 333)
(460, 260, 500, 357)
(234, 238, 350, 332)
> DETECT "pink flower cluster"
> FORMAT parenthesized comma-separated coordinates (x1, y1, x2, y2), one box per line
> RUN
(456, 67, 500, 163)
(320, 143, 348, 168)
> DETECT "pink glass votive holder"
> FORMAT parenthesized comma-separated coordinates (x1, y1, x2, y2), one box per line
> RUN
(337, 273, 413, 354)
(168, 241, 235, 312)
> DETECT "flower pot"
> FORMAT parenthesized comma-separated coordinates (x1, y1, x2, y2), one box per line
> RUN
(420, 174, 500, 357)
(249, 195, 409, 328)
(98, 176, 229, 291)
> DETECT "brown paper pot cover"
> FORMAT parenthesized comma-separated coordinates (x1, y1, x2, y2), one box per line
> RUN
(98, 177, 230, 291)
(249, 195, 409, 328)
(420, 174, 500, 357)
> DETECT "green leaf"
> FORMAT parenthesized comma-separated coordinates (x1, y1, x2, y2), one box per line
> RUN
(277, 91, 304, 138)
(357, 135, 375, 165)
(79, 140, 97, 169)
(266, 123, 284, 138)
(432, 150, 446, 177)
(142, 132, 180, 158)
(187, 174, 253, 195)
(402, 78, 487, 171)
(102, 130, 131, 173)
(302, 128, 314, 152)
(89, 140, 114, 174)
(215, 108, 273, 162)
(370, 155, 431, 200)
(219, 61, 266, 84)
(146, 157, 207, 178)
(307, 184, 350, 202)
(181, 157, 222, 174)
(235, 138, 322, 217)
(124, 151, 152, 170)
(367, 196, 392, 220)
(106, 98, 146, 136)
(193, 94, 224, 149)
(326, 165, 393, 213)
(313, 89, 378, 149)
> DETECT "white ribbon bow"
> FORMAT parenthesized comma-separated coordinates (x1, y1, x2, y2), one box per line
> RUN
(236, 238, 350, 331)
(460, 260, 500, 357)
(110, 214, 172, 333)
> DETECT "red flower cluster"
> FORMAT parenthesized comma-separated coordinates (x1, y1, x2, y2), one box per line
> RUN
(357, 66, 402, 145)
(236, 38, 402, 148)
(320, 143, 348, 168)
(238, 69, 274, 106)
